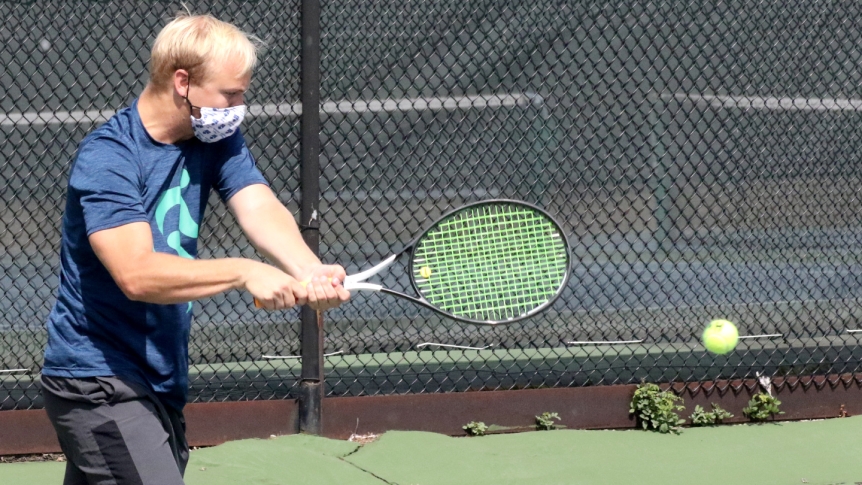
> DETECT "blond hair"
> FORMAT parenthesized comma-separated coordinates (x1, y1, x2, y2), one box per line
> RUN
(148, 14, 262, 91)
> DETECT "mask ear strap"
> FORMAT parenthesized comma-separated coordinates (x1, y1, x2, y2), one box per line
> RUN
(183, 84, 199, 113)
(182, 74, 196, 110)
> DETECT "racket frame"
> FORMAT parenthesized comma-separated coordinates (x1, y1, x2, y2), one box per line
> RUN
(344, 199, 571, 325)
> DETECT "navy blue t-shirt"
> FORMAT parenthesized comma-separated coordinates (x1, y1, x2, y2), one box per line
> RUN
(43, 99, 268, 411)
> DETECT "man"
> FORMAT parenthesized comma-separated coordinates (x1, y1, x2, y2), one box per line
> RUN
(41, 14, 350, 484)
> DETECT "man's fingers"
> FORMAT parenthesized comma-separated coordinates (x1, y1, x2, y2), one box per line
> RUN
(292, 280, 308, 306)
(253, 288, 298, 311)
(254, 296, 277, 311)
(314, 278, 339, 301)
(253, 272, 347, 311)
(305, 279, 351, 311)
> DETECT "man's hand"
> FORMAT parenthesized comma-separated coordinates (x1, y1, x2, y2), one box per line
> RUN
(244, 261, 309, 310)
(298, 264, 351, 311)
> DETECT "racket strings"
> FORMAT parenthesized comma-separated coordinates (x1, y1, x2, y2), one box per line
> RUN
(421, 233, 564, 297)
(413, 204, 568, 322)
(421, 230, 564, 318)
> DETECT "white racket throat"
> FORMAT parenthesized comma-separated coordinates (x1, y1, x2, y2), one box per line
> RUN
(343, 254, 397, 291)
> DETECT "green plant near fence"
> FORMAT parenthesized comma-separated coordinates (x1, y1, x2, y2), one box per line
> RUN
(630, 383, 685, 434)
(689, 403, 734, 426)
(743, 393, 784, 422)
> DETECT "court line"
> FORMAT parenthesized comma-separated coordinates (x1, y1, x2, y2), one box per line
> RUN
(0, 368, 30, 374)
(664, 93, 862, 112)
(566, 340, 644, 346)
(738, 333, 783, 339)
(415, 343, 496, 350)
(0, 93, 542, 127)
(262, 350, 344, 360)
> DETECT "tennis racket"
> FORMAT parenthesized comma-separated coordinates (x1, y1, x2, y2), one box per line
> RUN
(338, 199, 570, 325)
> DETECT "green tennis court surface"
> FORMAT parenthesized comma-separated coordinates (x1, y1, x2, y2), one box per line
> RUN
(4, 415, 862, 485)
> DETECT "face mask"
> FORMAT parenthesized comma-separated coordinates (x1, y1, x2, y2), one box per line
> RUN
(184, 86, 246, 143)
(189, 104, 247, 143)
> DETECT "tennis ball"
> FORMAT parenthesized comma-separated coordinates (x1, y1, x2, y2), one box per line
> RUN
(702, 319, 739, 355)
(419, 266, 432, 279)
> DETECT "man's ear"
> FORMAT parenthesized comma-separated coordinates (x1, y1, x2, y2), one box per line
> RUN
(173, 69, 190, 98)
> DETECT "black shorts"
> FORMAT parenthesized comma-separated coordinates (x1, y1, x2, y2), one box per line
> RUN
(41, 375, 189, 485)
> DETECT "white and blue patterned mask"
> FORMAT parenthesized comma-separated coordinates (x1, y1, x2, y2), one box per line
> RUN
(189, 105, 246, 143)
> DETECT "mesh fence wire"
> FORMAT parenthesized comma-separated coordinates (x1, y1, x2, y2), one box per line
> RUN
(3, 0, 862, 411)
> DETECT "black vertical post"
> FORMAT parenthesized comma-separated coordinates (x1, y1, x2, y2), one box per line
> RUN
(298, 0, 323, 435)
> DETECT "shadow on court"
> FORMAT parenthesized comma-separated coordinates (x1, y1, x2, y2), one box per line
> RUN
(3, 415, 862, 485)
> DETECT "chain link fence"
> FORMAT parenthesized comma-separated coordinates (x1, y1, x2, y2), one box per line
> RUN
(3, 0, 862, 411)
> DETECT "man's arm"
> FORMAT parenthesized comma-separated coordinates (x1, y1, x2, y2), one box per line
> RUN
(89, 222, 308, 310)
(227, 184, 350, 310)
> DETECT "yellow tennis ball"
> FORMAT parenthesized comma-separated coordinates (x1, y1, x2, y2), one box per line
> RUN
(419, 266, 432, 279)
(702, 319, 739, 355)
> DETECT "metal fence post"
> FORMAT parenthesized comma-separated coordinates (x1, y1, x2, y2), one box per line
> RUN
(298, 0, 323, 435)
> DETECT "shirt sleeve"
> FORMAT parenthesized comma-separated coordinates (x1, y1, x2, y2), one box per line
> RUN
(69, 134, 149, 236)
(213, 129, 269, 202)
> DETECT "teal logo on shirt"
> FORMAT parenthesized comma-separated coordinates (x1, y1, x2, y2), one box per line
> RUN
(154, 168, 199, 312)
(155, 168, 199, 258)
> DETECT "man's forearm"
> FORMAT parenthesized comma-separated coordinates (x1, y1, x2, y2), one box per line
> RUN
(114, 254, 250, 304)
(251, 208, 321, 277)
(230, 186, 322, 278)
